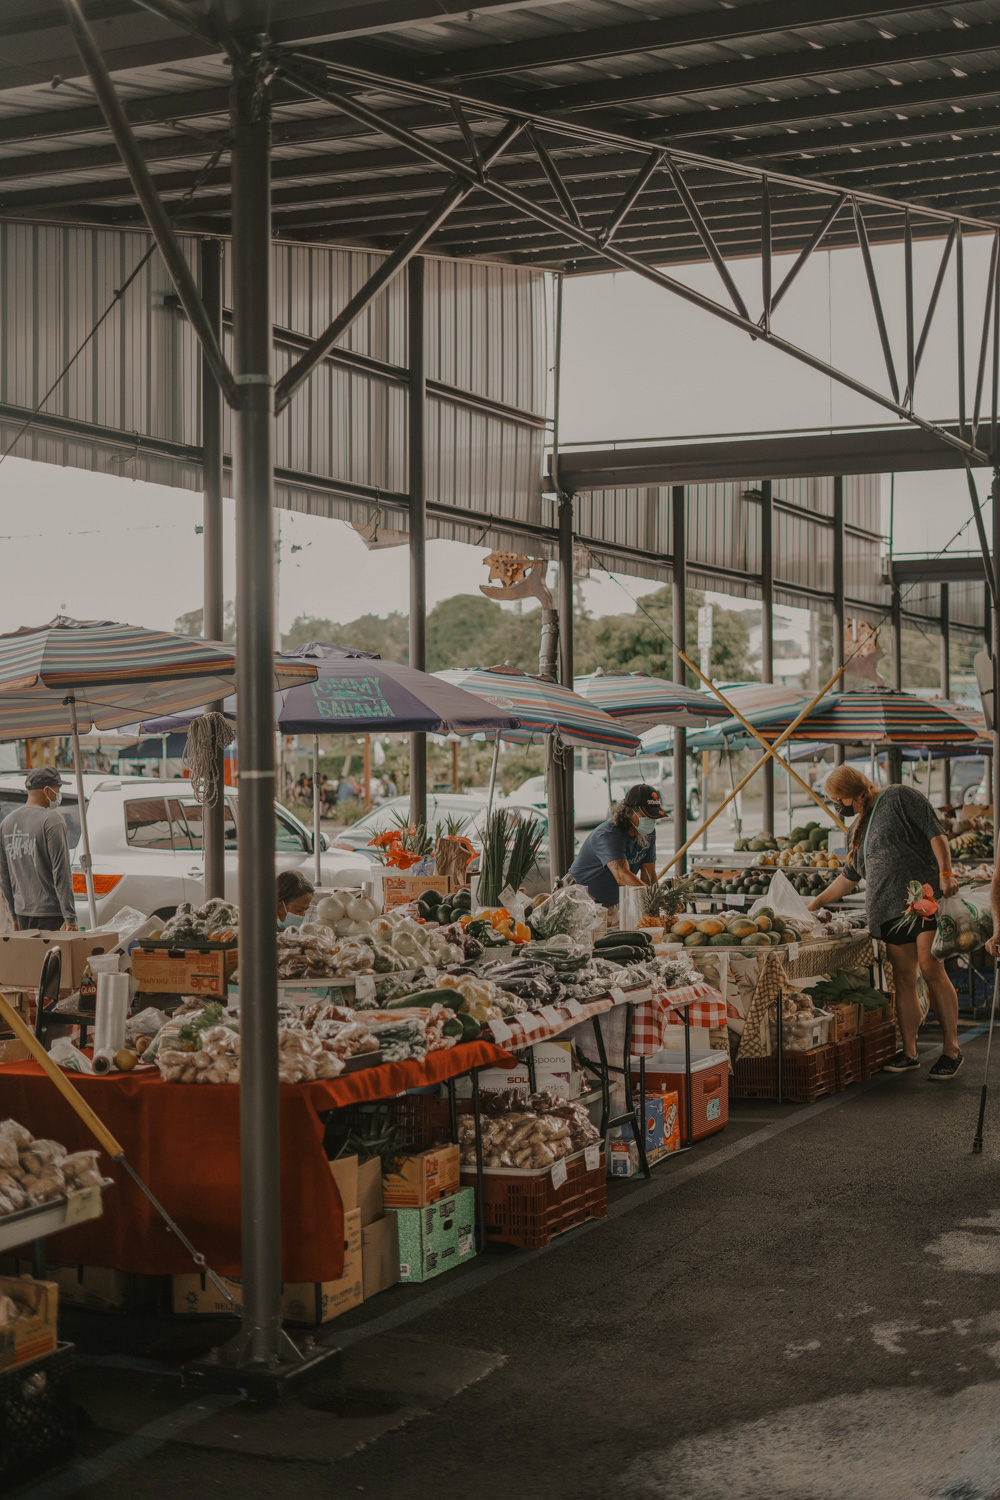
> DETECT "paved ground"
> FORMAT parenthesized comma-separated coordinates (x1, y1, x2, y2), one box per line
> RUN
(14, 1018, 1000, 1500)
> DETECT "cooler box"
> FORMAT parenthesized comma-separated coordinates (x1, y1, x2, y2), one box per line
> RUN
(630, 1049, 729, 1145)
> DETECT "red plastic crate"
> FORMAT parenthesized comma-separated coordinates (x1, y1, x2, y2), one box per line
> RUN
(832, 1035, 862, 1091)
(336, 1095, 458, 1151)
(630, 1057, 729, 1144)
(731, 1045, 836, 1104)
(860, 1021, 897, 1079)
(461, 1150, 606, 1249)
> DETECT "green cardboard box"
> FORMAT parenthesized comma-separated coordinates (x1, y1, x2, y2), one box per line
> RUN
(388, 1187, 477, 1283)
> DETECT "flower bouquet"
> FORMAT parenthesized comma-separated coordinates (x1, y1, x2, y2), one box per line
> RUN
(886, 880, 938, 940)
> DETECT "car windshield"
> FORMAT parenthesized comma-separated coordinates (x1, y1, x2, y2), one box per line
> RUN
(0, 789, 81, 849)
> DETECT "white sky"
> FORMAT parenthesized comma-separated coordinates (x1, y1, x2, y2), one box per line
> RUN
(0, 233, 991, 638)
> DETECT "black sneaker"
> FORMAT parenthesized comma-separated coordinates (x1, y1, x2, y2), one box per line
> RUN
(885, 1050, 920, 1072)
(928, 1050, 964, 1081)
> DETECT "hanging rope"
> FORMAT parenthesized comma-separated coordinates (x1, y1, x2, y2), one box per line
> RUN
(184, 712, 235, 807)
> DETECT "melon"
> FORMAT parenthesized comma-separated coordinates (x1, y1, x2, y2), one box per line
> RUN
(755, 915, 772, 932)
(671, 918, 696, 937)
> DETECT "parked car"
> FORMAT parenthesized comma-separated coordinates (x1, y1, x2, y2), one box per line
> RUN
(502, 770, 612, 829)
(0, 773, 372, 929)
(607, 754, 702, 822)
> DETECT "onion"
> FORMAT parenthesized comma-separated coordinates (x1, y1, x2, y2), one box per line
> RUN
(316, 895, 346, 924)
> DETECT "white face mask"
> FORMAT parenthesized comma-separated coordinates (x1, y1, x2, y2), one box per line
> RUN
(48, 788, 62, 808)
(636, 815, 657, 836)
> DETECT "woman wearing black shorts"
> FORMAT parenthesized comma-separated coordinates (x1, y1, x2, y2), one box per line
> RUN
(807, 764, 963, 1079)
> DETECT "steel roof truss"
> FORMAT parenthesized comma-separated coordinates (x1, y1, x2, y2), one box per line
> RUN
(852, 198, 900, 404)
(767, 190, 846, 319)
(665, 156, 750, 324)
(597, 151, 661, 249)
(971, 232, 998, 450)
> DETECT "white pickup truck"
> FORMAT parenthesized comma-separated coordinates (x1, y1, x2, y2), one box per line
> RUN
(0, 773, 372, 929)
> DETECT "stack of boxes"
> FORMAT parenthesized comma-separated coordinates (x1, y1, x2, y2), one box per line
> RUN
(607, 1090, 681, 1176)
(382, 1142, 476, 1283)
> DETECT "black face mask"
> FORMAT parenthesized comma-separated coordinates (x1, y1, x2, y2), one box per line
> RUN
(832, 799, 855, 820)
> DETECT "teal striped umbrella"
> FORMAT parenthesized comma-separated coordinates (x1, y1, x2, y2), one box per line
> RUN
(778, 688, 983, 747)
(434, 665, 639, 752)
(0, 617, 317, 926)
(686, 686, 842, 752)
(573, 670, 731, 731)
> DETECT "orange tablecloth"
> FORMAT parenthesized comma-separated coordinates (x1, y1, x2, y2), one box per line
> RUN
(0, 1040, 513, 1281)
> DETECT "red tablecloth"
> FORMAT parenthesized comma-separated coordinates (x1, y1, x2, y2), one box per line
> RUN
(0, 1040, 513, 1281)
(632, 982, 728, 1055)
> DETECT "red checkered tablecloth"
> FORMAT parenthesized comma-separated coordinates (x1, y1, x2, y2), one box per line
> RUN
(631, 981, 728, 1056)
(485, 991, 623, 1053)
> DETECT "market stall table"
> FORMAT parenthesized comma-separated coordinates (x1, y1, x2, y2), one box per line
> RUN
(0, 1040, 514, 1283)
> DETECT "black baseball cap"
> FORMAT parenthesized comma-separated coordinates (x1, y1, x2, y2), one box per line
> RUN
(623, 784, 667, 818)
(25, 767, 63, 790)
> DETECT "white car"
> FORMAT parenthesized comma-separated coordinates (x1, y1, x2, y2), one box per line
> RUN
(0, 773, 372, 929)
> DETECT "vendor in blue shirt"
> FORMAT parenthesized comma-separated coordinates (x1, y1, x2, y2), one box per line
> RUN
(567, 783, 666, 908)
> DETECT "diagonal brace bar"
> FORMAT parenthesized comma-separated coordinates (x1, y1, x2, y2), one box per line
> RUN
(770, 192, 847, 316)
(273, 116, 523, 413)
(666, 157, 751, 323)
(963, 459, 997, 606)
(61, 0, 239, 409)
(854, 198, 900, 404)
(906, 221, 956, 406)
(526, 124, 583, 229)
(599, 152, 661, 247)
(972, 231, 999, 445)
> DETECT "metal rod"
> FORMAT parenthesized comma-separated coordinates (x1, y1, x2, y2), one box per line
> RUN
(408, 256, 428, 832)
(598, 152, 661, 247)
(526, 124, 583, 228)
(993, 470, 1000, 841)
(59, 0, 237, 409)
(972, 960, 999, 1154)
(672, 486, 688, 874)
(272, 114, 523, 412)
(546, 734, 568, 880)
(911, 223, 956, 398)
(761, 176, 772, 332)
(963, 461, 997, 605)
(200, 238, 227, 901)
(486, 733, 500, 821)
(726, 741, 742, 838)
(558, 495, 575, 848)
(67, 697, 97, 929)
(278, 70, 989, 464)
(129, 0, 217, 44)
(993, 235, 1000, 459)
(760, 480, 774, 836)
(230, 70, 283, 1367)
(958, 226, 967, 441)
(313, 735, 322, 885)
(665, 158, 751, 322)
(833, 475, 846, 769)
(853, 199, 900, 403)
(905, 210, 915, 408)
(769, 193, 847, 316)
(940, 582, 951, 805)
(449, 99, 483, 176)
(972, 232, 999, 446)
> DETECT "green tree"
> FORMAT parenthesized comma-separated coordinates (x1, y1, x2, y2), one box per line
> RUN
(575, 585, 757, 685)
(281, 611, 409, 660)
(174, 603, 236, 642)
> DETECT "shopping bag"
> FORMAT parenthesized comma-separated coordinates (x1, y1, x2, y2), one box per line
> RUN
(930, 893, 993, 960)
(619, 886, 646, 931)
(747, 870, 822, 934)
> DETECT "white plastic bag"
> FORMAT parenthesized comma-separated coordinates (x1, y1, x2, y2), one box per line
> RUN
(748, 870, 821, 935)
(618, 886, 645, 931)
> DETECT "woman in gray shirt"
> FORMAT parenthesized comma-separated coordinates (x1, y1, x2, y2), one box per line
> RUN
(807, 765, 962, 1080)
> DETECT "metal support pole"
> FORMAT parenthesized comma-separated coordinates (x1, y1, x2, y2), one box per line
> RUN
(760, 481, 775, 834)
(558, 496, 575, 854)
(993, 472, 1000, 832)
(940, 583, 952, 806)
(201, 238, 227, 901)
(672, 486, 688, 872)
(546, 734, 568, 880)
(67, 698, 97, 930)
(832, 476, 846, 770)
(229, 71, 285, 1368)
(312, 735, 322, 886)
(888, 583, 903, 785)
(408, 257, 428, 831)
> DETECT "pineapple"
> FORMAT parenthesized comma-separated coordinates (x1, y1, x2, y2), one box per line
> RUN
(638, 877, 691, 928)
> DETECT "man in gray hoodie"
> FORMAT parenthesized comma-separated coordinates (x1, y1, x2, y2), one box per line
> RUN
(0, 768, 77, 931)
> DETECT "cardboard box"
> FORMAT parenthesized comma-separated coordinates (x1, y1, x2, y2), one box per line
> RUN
(0, 930, 118, 989)
(328, 1153, 359, 1213)
(0, 1038, 31, 1066)
(828, 1002, 859, 1041)
(380, 874, 448, 911)
(171, 1209, 363, 1326)
(328, 1154, 383, 1225)
(0, 1262, 162, 1315)
(613, 1094, 665, 1152)
(130, 945, 237, 998)
(607, 1139, 641, 1177)
(382, 1143, 460, 1209)
(0, 1275, 58, 1371)
(362, 1214, 400, 1298)
(475, 1040, 576, 1100)
(389, 1188, 476, 1283)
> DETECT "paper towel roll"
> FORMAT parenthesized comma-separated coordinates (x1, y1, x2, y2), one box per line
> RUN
(94, 971, 129, 1055)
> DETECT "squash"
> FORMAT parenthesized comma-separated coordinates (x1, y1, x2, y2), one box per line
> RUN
(697, 917, 726, 938)
(683, 931, 708, 946)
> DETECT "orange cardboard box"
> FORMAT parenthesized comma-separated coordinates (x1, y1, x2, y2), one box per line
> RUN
(0, 1276, 58, 1372)
(381, 875, 448, 911)
(382, 1143, 460, 1209)
(131, 946, 237, 997)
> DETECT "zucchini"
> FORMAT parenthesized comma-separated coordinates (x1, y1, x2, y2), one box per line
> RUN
(384, 988, 462, 1010)
(594, 945, 649, 963)
(595, 930, 651, 948)
(443, 1013, 482, 1042)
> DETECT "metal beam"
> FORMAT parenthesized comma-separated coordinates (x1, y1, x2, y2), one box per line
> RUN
(665, 157, 750, 322)
(672, 485, 688, 875)
(408, 256, 427, 831)
(598, 152, 660, 248)
(200, 237, 226, 902)
(272, 115, 522, 412)
(760, 480, 774, 834)
(940, 579, 952, 802)
(768, 192, 846, 317)
(853, 200, 900, 405)
(59, 0, 238, 407)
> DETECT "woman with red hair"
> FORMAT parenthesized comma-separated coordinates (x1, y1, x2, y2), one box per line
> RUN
(807, 765, 962, 1079)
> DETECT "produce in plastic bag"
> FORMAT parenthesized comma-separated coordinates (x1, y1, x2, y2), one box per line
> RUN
(529, 884, 602, 944)
(931, 893, 993, 959)
(748, 870, 822, 935)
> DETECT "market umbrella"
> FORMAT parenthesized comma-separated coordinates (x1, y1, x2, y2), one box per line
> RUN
(572, 670, 732, 732)
(144, 642, 522, 881)
(0, 617, 317, 926)
(685, 687, 842, 752)
(769, 687, 983, 748)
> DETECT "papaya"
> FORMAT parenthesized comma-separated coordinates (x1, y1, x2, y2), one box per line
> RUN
(672, 918, 696, 937)
(697, 917, 726, 937)
(741, 932, 770, 947)
(709, 932, 734, 947)
(683, 931, 708, 946)
(755, 915, 772, 932)
(727, 918, 756, 940)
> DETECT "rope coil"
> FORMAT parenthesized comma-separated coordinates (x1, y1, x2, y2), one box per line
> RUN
(184, 711, 235, 807)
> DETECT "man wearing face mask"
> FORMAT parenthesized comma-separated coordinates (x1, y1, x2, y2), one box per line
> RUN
(567, 784, 665, 910)
(0, 768, 77, 932)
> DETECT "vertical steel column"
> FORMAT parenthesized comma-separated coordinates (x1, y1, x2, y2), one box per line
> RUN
(408, 257, 427, 830)
(201, 238, 226, 900)
(760, 482, 775, 833)
(888, 583, 903, 785)
(940, 583, 952, 806)
(230, 72, 282, 1366)
(558, 496, 575, 854)
(832, 476, 846, 770)
(993, 473, 1000, 836)
(672, 486, 688, 873)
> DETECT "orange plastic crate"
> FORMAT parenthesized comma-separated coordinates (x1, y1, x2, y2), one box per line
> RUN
(832, 1035, 862, 1091)
(731, 1045, 836, 1104)
(461, 1150, 606, 1249)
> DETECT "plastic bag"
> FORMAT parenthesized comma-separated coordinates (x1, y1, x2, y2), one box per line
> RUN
(748, 870, 822, 935)
(618, 886, 645, 932)
(931, 894, 993, 959)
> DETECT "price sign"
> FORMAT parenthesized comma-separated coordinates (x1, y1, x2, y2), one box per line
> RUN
(64, 1186, 101, 1226)
(539, 1006, 563, 1029)
(584, 1143, 601, 1171)
(489, 1019, 513, 1045)
(725, 894, 744, 907)
(563, 1000, 584, 1017)
(550, 1158, 568, 1189)
(610, 986, 628, 1006)
(354, 974, 375, 1000)
(787, 942, 800, 961)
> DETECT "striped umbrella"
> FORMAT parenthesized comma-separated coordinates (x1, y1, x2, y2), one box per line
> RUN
(0, 617, 318, 924)
(572, 670, 731, 732)
(435, 665, 639, 753)
(685, 686, 842, 752)
(759, 688, 982, 748)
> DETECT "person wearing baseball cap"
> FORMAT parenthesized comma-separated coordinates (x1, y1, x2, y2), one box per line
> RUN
(0, 768, 77, 932)
(567, 783, 666, 911)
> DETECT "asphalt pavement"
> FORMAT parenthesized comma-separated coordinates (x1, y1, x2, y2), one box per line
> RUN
(14, 1019, 1000, 1500)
